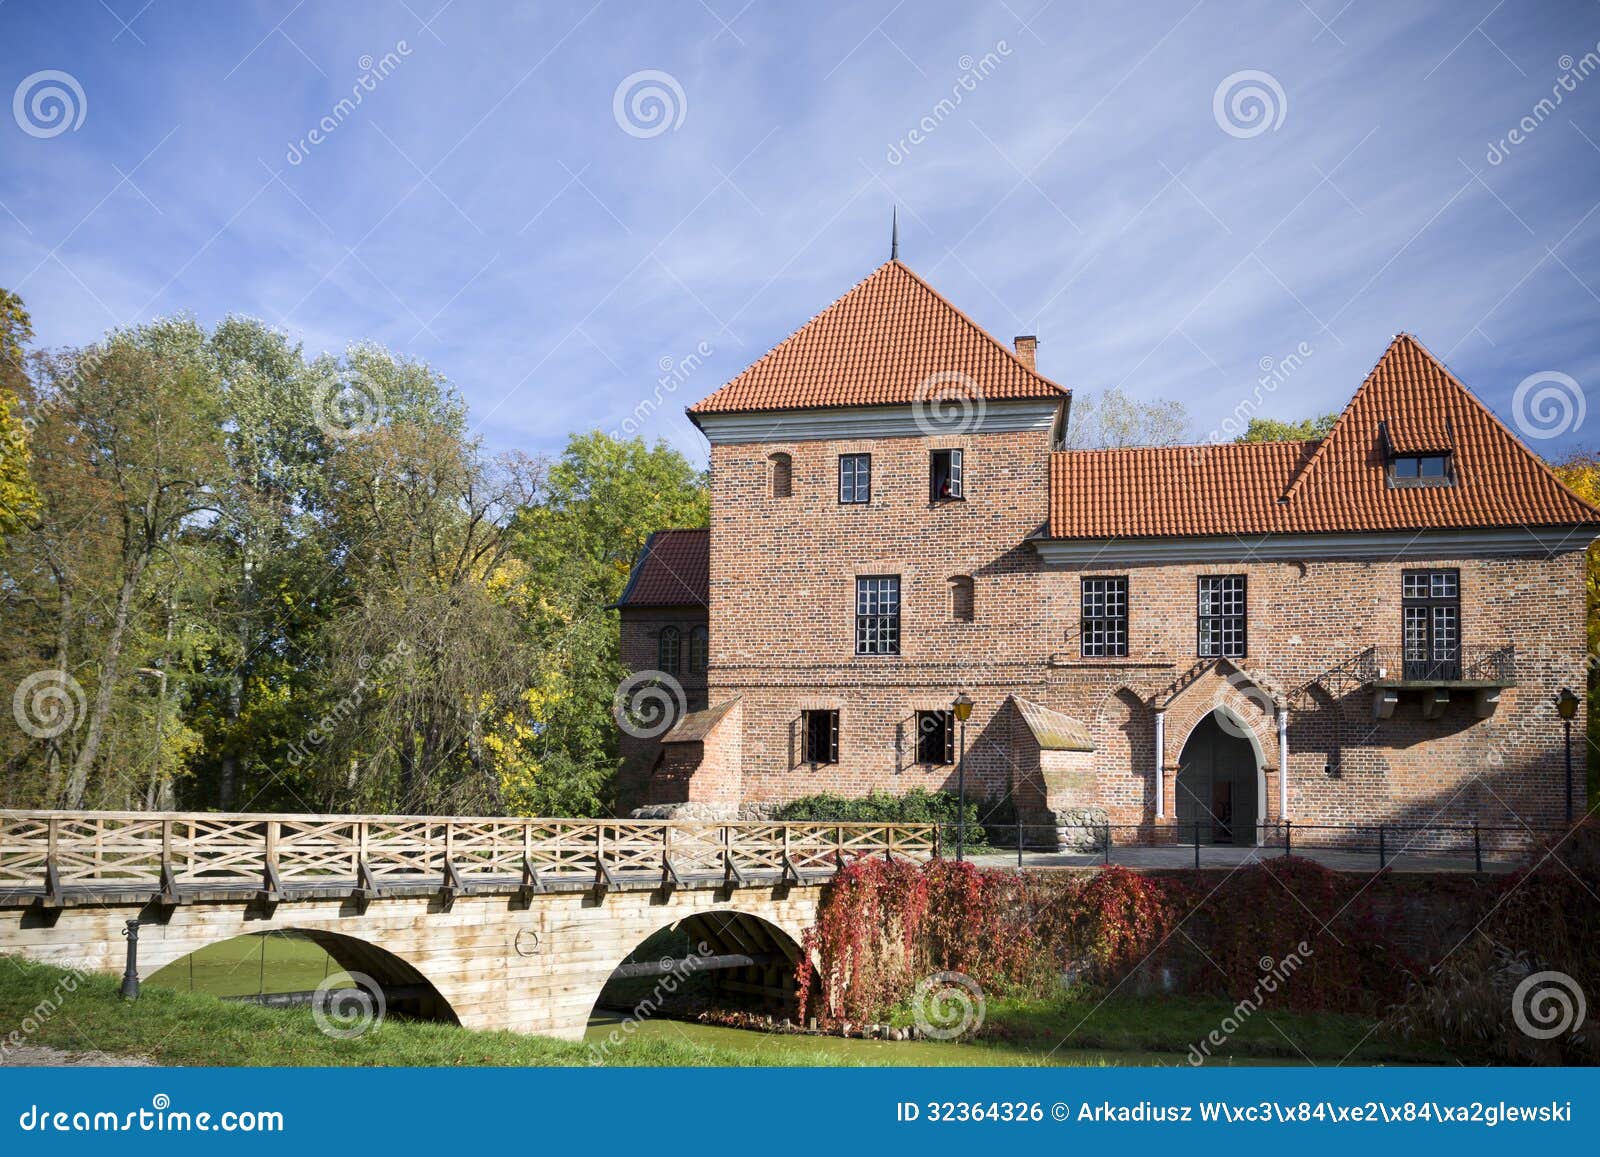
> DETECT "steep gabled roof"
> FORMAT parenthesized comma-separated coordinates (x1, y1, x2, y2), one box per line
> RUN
(612, 529, 709, 608)
(687, 260, 1068, 414)
(1047, 334, 1600, 539)
(1275, 333, 1598, 530)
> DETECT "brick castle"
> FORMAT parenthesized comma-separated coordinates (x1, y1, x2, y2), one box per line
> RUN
(614, 258, 1596, 847)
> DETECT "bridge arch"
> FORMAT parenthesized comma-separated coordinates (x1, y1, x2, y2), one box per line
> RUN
(584, 907, 804, 1032)
(145, 926, 459, 1024)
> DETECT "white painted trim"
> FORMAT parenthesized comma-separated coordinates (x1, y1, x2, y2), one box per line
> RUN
(1032, 524, 1597, 565)
(692, 399, 1064, 444)
(1153, 709, 1165, 818)
(1276, 706, 1289, 821)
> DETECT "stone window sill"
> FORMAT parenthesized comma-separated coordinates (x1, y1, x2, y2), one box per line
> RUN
(1047, 655, 1179, 668)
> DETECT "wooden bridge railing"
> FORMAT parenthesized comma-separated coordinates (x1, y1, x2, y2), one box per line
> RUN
(0, 811, 938, 900)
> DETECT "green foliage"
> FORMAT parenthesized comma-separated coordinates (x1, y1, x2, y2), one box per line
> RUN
(508, 432, 708, 815)
(1234, 413, 1339, 442)
(0, 289, 38, 542)
(771, 788, 994, 846)
(0, 308, 708, 816)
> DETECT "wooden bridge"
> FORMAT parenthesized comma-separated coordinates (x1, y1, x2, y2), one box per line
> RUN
(0, 811, 936, 1040)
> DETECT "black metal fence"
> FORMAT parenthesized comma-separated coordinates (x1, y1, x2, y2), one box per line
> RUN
(935, 818, 1570, 874)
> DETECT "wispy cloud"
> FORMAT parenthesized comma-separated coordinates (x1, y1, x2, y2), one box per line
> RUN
(2, 0, 1598, 460)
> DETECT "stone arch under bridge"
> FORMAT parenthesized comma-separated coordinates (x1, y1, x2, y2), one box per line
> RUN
(6, 886, 823, 1040)
(0, 813, 928, 1041)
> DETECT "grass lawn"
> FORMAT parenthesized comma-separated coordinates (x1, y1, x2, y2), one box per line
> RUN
(1, 956, 868, 1067)
(0, 955, 1441, 1067)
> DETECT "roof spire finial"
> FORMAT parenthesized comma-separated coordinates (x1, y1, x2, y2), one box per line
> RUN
(890, 206, 899, 262)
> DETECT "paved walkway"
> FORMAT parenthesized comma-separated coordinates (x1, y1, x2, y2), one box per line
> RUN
(0, 1047, 153, 1067)
(966, 845, 1518, 874)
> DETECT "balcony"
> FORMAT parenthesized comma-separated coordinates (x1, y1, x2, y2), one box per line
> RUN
(1356, 645, 1515, 719)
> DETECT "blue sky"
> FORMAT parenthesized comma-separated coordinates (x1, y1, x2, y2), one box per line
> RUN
(3, 0, 1600, 463)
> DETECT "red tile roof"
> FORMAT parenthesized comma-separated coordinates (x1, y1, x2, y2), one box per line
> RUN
(688, 260, 1068, 414)
(614, 529, 709, 608)
(1048, 441, 1317, 539)
(1047, 334, 1600, 539)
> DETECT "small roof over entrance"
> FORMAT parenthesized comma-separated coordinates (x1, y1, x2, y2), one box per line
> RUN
(1010, 696, 1095, 752)
(660, 697, 740, 744)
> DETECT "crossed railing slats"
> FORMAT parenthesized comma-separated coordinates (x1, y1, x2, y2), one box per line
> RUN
(0, 811, 937, 904)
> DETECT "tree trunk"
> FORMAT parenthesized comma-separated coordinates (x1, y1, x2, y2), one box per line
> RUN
(218, 671, 242, 809)
(63, 565, 142, 807)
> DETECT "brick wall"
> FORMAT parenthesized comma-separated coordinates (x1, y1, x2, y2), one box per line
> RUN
(616, 606, 708, 813)
(615, 415, 1589, 838)
(705, 424, 1056, 806)
(1039, 553, 1587, 839)
(670, 422, 1589, 838)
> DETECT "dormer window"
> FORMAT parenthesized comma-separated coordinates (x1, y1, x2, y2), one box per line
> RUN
(1389, 452, 1453, 488)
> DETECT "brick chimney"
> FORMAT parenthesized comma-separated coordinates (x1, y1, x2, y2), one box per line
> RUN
(1013, 334, 1038, 372)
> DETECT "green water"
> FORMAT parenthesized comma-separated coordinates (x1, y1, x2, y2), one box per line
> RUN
(585, 1009, 1210, 1067)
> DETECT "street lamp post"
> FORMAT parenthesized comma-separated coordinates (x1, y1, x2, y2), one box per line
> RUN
(1556, 687, 1579, 824)
(953, 693, 973, 861)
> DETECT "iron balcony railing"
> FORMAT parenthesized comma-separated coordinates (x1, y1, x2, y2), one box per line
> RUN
(1355, 644, 1516, 685)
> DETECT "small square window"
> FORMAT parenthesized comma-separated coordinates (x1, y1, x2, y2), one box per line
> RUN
(839, 453, 871, 504)
(802, 709, 839, 764)
(930, 449, 964, 501)
(915, 710, 954, 765)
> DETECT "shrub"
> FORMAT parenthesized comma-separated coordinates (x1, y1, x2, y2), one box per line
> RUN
(795, 857, 1046, 1025)
(1390, 815, 1600, 1063)
(771, 788, 995, 848)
